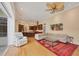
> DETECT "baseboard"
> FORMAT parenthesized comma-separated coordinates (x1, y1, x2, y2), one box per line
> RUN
(2, 46, 9, 56)
(2, 44, 18, 56)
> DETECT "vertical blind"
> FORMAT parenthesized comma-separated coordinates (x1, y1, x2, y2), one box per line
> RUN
(0, 17, 7, 37)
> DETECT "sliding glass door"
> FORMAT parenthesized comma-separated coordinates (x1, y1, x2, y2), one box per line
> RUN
(0, 9, 7, 55)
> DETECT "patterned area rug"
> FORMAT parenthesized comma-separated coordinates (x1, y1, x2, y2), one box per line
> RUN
(37, 39, 78, 56)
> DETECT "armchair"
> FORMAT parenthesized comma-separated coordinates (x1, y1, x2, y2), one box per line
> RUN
(14, 32, 28, 47)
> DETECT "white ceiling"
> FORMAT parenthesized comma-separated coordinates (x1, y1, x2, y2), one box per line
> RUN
(14, 2, 79, 21)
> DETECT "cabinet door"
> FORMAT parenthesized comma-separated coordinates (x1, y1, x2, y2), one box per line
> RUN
(18, 24, 24, 32)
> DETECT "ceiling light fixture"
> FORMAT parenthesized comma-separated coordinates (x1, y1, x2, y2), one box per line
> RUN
(21, 8, 23, 10)
(46, 2, 64, 14)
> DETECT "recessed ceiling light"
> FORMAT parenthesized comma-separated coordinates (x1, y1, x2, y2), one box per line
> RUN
(21, 8, 23, 10)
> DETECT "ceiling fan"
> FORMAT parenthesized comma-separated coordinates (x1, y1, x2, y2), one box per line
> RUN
(46, 2, 64, 14)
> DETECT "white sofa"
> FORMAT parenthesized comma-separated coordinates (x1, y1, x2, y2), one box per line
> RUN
(14, 32, 28, 47)
(35, 33, 73, 43)
(35, 33, 46, 40)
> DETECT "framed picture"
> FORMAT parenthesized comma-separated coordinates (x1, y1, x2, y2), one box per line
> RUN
(50, 23, 63, 31)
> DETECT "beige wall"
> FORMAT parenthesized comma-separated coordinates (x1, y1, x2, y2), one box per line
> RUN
(41, 6, 79, 45)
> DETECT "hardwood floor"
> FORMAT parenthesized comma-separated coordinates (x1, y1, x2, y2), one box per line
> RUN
(5, 37, 79, 56)
(5, 37, 56, 56)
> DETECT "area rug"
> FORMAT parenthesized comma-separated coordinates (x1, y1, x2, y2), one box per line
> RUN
(37, 39, 78, 56)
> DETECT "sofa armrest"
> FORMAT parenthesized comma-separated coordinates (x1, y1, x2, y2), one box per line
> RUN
(35, 34, 46, 40)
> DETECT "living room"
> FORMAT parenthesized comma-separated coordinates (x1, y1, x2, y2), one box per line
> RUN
(15, 2, 79, 45)
(0, 2, 79, 56)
